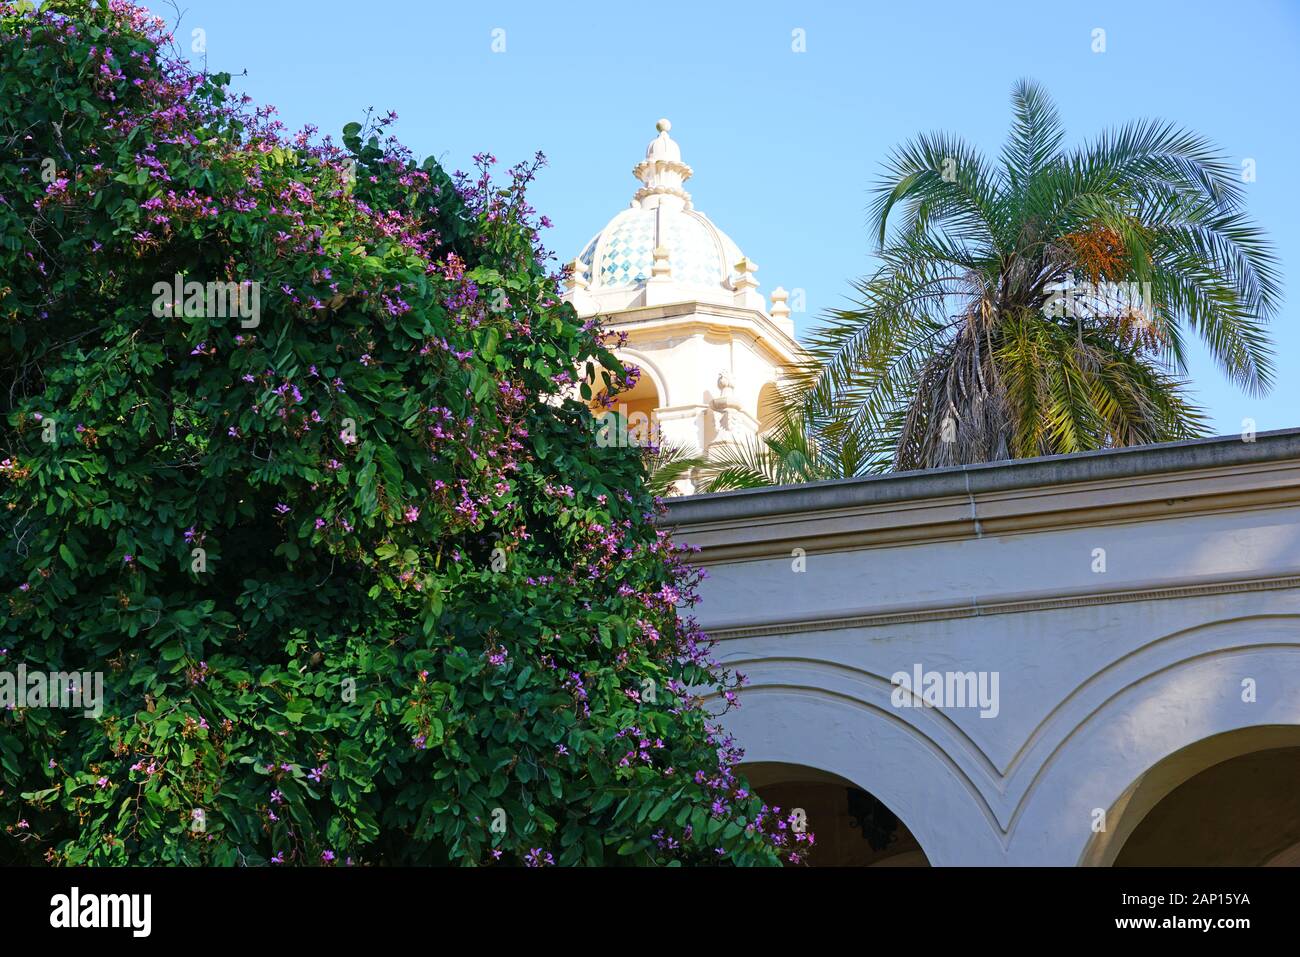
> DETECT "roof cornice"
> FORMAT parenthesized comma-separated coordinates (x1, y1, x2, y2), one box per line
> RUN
(603, 299, 805, 360)
(661, 429, 1300, 563)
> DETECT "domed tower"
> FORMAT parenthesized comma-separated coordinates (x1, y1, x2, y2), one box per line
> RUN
(564, 119, 804, 494)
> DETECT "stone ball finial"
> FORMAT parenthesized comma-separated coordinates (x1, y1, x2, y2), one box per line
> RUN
(638, 118, 687, 200)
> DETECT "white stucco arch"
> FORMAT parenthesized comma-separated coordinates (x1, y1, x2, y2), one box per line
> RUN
(720, 688, 1004, 865)
(667, 430, 1300, 865)
(1007, 618, 1300, 865)
(1084, 725, 1300, 866)
(612, 347, 671, 409)
(714, 617, 1300, 866)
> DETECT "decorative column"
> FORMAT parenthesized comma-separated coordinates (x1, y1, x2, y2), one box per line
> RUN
(644, 245, 675, 306)
(770, 286, 795, 337)
(732, 257, 763, 310)
(707, 370, 751, 452)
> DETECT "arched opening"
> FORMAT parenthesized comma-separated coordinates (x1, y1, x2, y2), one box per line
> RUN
(611, 373, 659, 436)
(742, 762, 931, 866)
(1112, 744, 1300, 866)
(584, 357, 661, 446)
(756, 382, 782, 436)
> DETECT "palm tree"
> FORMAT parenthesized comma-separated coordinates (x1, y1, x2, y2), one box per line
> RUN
(645, 442, 707, 497)
(797, 79, 1280, 472)
(694, 418, 865, 492)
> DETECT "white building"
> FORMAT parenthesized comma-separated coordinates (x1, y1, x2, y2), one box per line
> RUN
(564, 120, 803, 494)
(569, 120, 1300, 867)
(665, 431, 1300, 866)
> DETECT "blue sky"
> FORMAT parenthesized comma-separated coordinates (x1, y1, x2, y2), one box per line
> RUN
(145, 0, 1300, 435)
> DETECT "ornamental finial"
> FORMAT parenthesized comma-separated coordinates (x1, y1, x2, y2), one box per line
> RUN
(634, 118, 692, 209)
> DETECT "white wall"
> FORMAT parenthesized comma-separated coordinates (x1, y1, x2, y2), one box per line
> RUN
(668, 436, 1300, 864)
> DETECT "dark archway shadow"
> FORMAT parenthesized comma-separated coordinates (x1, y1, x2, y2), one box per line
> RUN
(1080, 726, 1300, 866)
(743, 762, 932, 866)
(1113, 745, 1300, 866)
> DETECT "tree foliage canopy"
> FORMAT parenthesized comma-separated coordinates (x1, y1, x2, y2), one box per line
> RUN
(0, 0, 802, 866)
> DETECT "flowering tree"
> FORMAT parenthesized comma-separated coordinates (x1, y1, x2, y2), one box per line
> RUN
(0, 0, 810, 865)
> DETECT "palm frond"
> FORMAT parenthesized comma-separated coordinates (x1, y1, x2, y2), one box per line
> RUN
(645, 444, 707, 498)
(1001, 78, 1066, 187)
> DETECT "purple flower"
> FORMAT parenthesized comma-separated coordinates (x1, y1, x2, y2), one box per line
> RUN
(524, 847, 554, 867)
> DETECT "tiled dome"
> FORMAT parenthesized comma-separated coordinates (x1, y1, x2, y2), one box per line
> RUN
(579, 207, 741, 290)
(574, 119, 745, 293)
